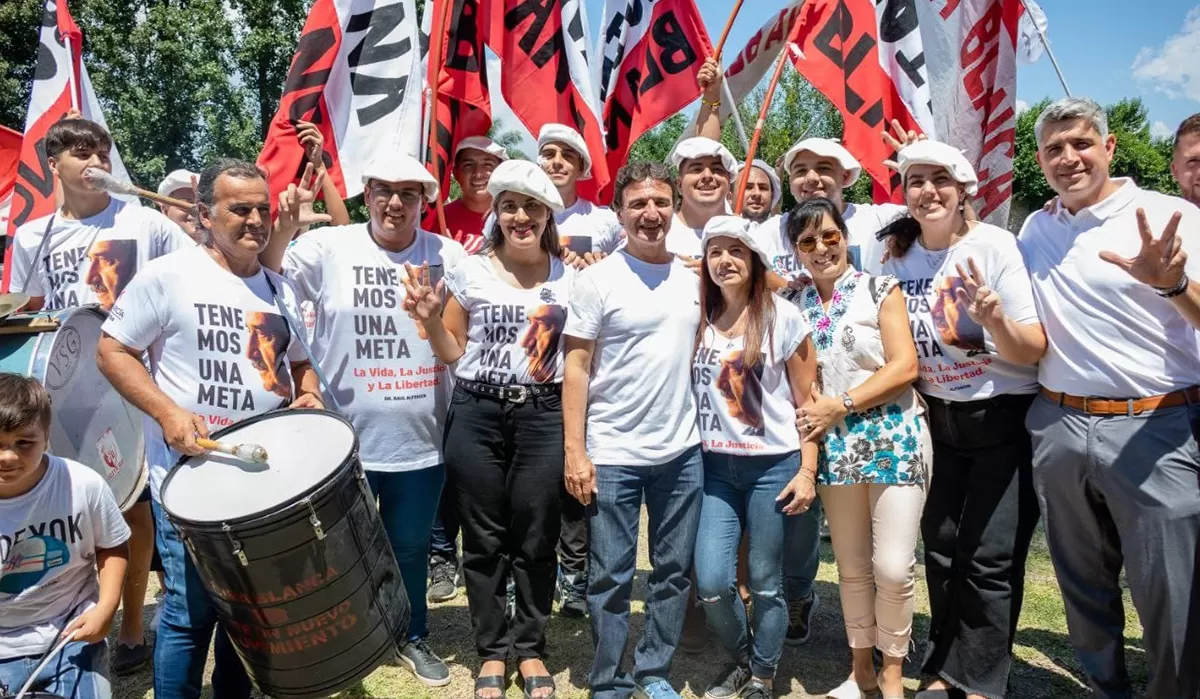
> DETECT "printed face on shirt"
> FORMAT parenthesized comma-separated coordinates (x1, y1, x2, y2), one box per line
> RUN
(679, 156, 731, 210)
(1172, 131, 1200, 206)
(1035, 118, 1116, 209)
(0, 425, 49, 498)
(454, 150, 501, 204)
(539, 142, 584, 189)
(49, 145, 112, 198)
(199, 174, 273, 259)
(368, 180, 425, 242)
(931, 276, 985, 353)
(740, 167, 774, 223)
(794, 213, 849, 282)
(161, 187, 200, 241)
(496, 192, 551, 252)
(245, 311, 292, 399)
(788, 152, 847, 206)
(85, 238, 137, 311)
(716, 350, 765, 434)
(521, 304, 567, 383)
(616, 179, 675, 249)
(905, 165, 965, 227)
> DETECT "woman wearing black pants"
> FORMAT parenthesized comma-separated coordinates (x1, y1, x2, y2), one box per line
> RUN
(880, 141, 1047, 699)
(405, 160, 570, 699)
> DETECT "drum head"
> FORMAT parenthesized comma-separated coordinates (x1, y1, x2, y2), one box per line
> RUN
(162, 411, 356, 524)
(0, 293, 30, 319)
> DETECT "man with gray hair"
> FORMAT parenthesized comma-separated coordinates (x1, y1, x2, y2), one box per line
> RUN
(1019, 96, 1200, 699)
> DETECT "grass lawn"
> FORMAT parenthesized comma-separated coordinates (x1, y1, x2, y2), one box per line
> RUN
(111, 521, 1146, 698)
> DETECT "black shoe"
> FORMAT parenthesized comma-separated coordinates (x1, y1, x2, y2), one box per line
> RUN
(785, 592, 819, 646)
(742, 679, 772, 699)
(111, 640, 152, 675)
(399, 638, 451, 687)
(555, 571, 588, 618)
(428, 556, 459, 603)
(703, 664, 751, 699)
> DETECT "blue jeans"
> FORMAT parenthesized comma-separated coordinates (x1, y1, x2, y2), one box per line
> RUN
(151, 498, 251, 699)
(695, 451, 797, 679)
(783, 489, 823, 601)
(365, 465, 445, 641)
(588, 445, 704, 699)
(0, 640, 110, 699)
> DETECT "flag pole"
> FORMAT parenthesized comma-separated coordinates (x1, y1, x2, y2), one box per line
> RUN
(733, 47, 790, 215)
(712, 0, 745, 61)
(1016, 0, 1070, 96)
(426, 0, 452, 235)
(62, 34, 79, 111)
(722, 80, 751, 152)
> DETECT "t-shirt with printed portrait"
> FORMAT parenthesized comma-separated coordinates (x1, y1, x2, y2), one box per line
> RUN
(101, 245, 306, 498)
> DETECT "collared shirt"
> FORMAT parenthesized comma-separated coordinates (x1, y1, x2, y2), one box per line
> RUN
(1018, 178, 1200, 398)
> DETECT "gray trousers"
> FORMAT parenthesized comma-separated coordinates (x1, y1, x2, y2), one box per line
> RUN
(1026, 395, 1200, 699)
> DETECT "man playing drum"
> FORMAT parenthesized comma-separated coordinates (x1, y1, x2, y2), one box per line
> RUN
(96, 159, 323, 699)
(7, 117, 194, 675)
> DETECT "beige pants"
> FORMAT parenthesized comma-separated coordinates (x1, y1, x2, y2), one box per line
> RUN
(819, 482, 926, 657)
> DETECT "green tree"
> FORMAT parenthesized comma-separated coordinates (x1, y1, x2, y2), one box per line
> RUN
(0, 0, 41, 129)
(228, 0, 307, 139)
(628, 112, 690, 164)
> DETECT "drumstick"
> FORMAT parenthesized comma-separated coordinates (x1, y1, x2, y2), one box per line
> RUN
(14, 631, 76, 699)
(196, 438, 269, 464)
(83, 167, 193, 212)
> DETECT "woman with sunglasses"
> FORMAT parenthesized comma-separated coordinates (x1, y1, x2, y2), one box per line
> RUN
(404, 160, 570, 699)
(879, 141, 1045, 699)
(784, 197, 929, 699)
(691, 216, 820, 699)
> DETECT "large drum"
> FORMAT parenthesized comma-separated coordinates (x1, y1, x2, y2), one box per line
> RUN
(160, 409, 410, 699)
(0, 306, 146, 510)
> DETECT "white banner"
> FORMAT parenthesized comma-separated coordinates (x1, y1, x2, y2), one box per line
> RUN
(876, 0, 937, 137)
(719, 1, 804, 125)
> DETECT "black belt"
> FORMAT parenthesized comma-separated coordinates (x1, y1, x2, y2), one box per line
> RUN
(457, 379, 560, 404)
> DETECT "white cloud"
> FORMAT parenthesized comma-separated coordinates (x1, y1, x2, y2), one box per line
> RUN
(1016, 99, 1030, 114)
(1131, 6, 1200, 103)
(1151, 120, 1174, 139)
(486, 53, 538, 160)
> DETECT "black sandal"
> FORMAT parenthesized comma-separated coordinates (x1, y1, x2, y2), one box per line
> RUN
(474, 674, 507, 699)
(523, 675, 557, 699)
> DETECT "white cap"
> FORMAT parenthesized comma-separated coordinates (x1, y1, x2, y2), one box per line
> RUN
(896, 140, 979, 196)
(782, 138, 862, 186)
(455, 136, 509, 162)
(537, 124, 592, 180)
(701, 215, 772, 269)
(361, 154, 440, 202)
(670, 137, 739, 176)
(745, 159, 783, 211)
(486, 160, 565, 213)
(157, 169, 197, 197)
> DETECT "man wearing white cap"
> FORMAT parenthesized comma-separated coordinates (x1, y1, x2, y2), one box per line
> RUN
(668, 137, 739, 261)
(1019, 97, 1200, 699)
(423, 135, 507, 254)
(157, 168, 200, 241)
(538, 123, 623, 270)
(262, 153, 465, 688)
(737, 160, 782, 225)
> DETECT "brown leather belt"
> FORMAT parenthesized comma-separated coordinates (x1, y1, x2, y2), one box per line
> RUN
(1040, 386, 1200, 416)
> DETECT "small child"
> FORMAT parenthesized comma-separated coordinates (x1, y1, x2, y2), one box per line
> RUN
(0, 373, 130, 699)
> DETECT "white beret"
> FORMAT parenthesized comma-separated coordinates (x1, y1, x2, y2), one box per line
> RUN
(782, 138, 862, 187)
(896, 140, 979, 196)
(537, 123, 593, 180)
(746, 159, 783, 211)
(670, 137, 739, 177)
(157, 169, 197, 197)
(701, 215, 772, 269)
(487, 160, 565, 213)
(455, 136, 509, 162)
(361, 154, 440, 202)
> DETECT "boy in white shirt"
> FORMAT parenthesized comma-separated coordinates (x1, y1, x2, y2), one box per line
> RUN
(538, 123, 623, 271)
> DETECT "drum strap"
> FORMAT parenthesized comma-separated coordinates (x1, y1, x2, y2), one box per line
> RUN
(22, 215, 57, 295)
(263, 273, 341, 411)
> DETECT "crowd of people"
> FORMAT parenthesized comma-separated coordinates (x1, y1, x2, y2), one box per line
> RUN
(0, 56, 1199, 699)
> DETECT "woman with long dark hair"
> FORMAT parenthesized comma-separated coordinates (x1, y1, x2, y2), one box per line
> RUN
(691, 216, 820, 699)
(880, 141, 1045, 699)
(785, 198, 929, 699)
(404, 160, 570, 699)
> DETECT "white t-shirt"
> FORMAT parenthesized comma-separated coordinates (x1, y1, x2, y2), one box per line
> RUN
(666, 215, 706, 258)
(9, 198, 192, 311)
(693, 300, 810, 455)
(565, 250, 701, 465)
(883, 222, 1039, 400)
(556, 199, 624, 256)
(102, 246, 307, 497)
(446, 255, 575, 385)
(0, 455, 130, 660)
(283, 225, 467, 472)
(1019, 179, 1200, 398)
(755, 202, 905, 278)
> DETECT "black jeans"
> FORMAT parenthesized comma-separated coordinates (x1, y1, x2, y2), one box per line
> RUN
(558, 491, 588, 587)
(444, 384, 564, 660)
(919, 392, 1040, 699)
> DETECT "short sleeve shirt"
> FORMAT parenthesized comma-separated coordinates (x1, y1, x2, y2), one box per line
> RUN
(755, 202, 905, 278)
(424, 200, 488, 254)
(556, 199, 624, 255)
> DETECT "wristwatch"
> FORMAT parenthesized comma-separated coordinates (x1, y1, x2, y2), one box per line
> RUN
(840, 392, 855, 412)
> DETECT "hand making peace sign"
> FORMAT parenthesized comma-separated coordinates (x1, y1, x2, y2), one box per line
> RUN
(954, 256, 1006, 329)
(1099, 208, 1188, 291)
(401, 262, 445, 325)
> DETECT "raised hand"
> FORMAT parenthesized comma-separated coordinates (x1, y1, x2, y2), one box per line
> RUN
(882, 118, 927, 170)
(697, 56, 723, 102)
(295, 120, 326, 167)
(1099, 209, 1188, 290)
(402, 262, 445, 324)
(954, 256, 1006, 328)
(278, 162, 333, 234)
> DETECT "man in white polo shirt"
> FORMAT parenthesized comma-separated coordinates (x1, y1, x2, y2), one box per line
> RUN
(538, 124, 623, 271)
(667, 137, 738, 261)
(564, 161, 702, 699)
(1019, 97, 1200, 699)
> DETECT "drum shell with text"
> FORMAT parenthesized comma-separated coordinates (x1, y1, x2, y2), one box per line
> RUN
(0, 306, 146, 510)
(160, 409, 409, 699)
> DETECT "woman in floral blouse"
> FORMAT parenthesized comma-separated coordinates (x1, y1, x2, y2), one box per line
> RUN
(783, 197, 930, 699)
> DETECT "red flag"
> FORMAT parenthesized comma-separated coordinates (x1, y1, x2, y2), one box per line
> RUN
(787, 0, 925, 203)
(487, 0, 611, 202)
(427, 0, 493, 196)
(0, 126, 22, 248)
(596, 0, 712, 187)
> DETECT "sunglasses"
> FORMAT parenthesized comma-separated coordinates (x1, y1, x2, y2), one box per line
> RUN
(795, 229, 843, 253)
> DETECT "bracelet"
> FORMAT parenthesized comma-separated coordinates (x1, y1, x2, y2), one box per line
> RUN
(701, 97, 721, 109)
(1155, 274, 1189, 298)
(798, 470, 817, 482)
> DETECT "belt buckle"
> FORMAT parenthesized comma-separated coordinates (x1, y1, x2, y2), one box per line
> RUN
(510, 386, 528, 404)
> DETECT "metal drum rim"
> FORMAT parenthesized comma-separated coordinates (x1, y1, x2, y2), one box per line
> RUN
(160, 408, 361, 530)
